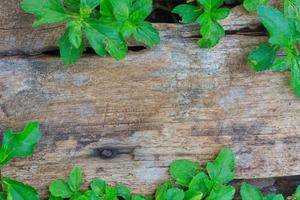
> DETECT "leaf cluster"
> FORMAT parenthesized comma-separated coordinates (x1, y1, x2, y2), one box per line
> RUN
(0, 122, 41, 200)
(246, 0, 300, 96)
(21, 0, 160, 64)
(172, 0, 230, 48)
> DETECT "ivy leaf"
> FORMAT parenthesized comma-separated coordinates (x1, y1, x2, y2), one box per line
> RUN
(115, 185, 131, 200)
(206, 148, 235, 184)
(189, 172, 213, 196)
(1, 122, 41, 167)
(172, 4, 203, 23)
(57, 30, 86, 64)
(206, 185, 235, 200)
(240, 183, 263, 200)
(155, 181, 173, 200)
(133, 22, 160, 47)
(170, 160, 200, 186)
(2, 177, 40, 200)
(49, 179, 73, 198)
(257, 5, 295, 46)
(165, 188, 185, 200)
(68, 167, 83, 193)
(243, 0, 269, 12)
(248, 43, 279, 71)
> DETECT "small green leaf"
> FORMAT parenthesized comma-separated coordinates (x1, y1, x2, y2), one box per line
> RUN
(49, 195, 63, 200)
(106, 185, 117, 200)
(67, 21, 83, 48)
(198, 20, 225, 48)
(0, 192, 6, 200)
(130, 0, 153, 23)
(290, 58, 300, 96)
(155, 181, 172, 200)
(189, 172, 213, 196)
(57, 30, 86, 64)
(80, 0, 99, 10)
(206, 185, 235, 200)
(1, 121, 41, 167)
(91, 179, 107, 197)
(240, 183, 263, 200)
(165, 188, 185, 200)
(206, 148, 235, 184)
(68, 167, 83, 193)
(211, 8, 230, 20)
(49, 179, 73, 198)
(172, 4, 203, 24)
(115, 185, 131, 200)
(243, 0, 269, 12)
(248, 43, 279, 71)
(2, 177, 40, 200)
(170, 160, 200, 186)
(295, 185, 300, 200)
(264, 194, 284, 200)
(258, 5, 295, 46)
(271, 57, 290, 71)
(133, 22, 160, 47)
(132, 195, 147, 200)
(200, 0, 223, 10)
(184, 190, 203, 200)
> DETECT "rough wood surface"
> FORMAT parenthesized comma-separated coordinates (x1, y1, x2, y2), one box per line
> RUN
(0, 0, 282, 55)
(1, 23, 300, 196)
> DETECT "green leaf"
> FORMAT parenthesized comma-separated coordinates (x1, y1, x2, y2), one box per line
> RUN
(49, 195, 63, 200)
(170, 160, 200, 186)
(132, 195, 147, 200)
(80, 0, 99, 10)
(85, 19, 127, 60)
(211, 8, 230, 20)
(198, 20, 225, 48)
(295, 185, 300, 200)
(49, 179, 73, 198)
(264, 194, 284, 200)
(64, 0, 80, 11)
(240, 183, 263, 200)
(105, 185, 118, 200)
(67, 21, 83, 48)
(130, 0, 153, 23)
(165, 188, 185, 200)
(91, 179, 107, 197)
(115, 185, 131, 200)
(133, 22, 160, 47)
(57, 30, 86, 64)
(200, 0, 223, 10)
(184, 190, 203, 200)
(100, 0, 131, 21)
(206, 185, 235, 200)
(21, 0, 69, 27)
(206, 148, 235, 184)
(189, 172, 213, 196)
(0, 192, 6, 200)
(271, 57, 290, 71)
(248, 43, 279, 71)
(1, 121, 41, 167)
(257, 5, 294, 46)
(172, 4, 203, 24)
(290, 58, 300, 96)
(243, 0, 269, 12)
(2, 177, 40, 200)
(155, 181, 173, 200)
(68, 167, 83, 193)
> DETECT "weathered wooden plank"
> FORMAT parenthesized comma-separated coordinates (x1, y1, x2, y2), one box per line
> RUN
(0, 0, 282, 55)
(1, 26, 299, 197)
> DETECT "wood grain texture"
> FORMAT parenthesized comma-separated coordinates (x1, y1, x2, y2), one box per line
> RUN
(1, 23, 299, 197)
(0, 0, 282, 55)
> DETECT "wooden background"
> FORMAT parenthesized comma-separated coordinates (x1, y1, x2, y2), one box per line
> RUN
(1, 0, 299, 198)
